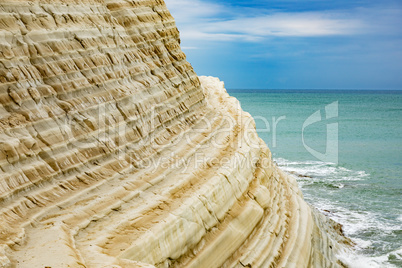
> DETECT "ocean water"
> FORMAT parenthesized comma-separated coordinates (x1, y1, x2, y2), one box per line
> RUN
(230, 90, 402, 267)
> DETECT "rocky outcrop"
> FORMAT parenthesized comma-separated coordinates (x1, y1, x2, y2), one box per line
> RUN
(0, 0, 348, 267)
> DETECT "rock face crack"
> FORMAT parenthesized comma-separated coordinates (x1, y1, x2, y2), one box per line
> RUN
(0, 1, 350, 268)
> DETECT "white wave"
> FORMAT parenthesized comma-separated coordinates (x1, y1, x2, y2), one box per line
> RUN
(337, 249, 398, 268)
(275, 157, 400, 267)
(311, 197, 400, 237)
(389, 247, 402, 260)
(310, 200, 376, 236)
(275, 157, 369, 182)
(275, 157, 333, 166)
(337, 247, 402, 268)
(335, 183, 344, 188)
(351, 238, 372, 249)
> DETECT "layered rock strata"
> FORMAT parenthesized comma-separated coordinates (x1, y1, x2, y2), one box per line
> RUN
(0, 0, 348, 267)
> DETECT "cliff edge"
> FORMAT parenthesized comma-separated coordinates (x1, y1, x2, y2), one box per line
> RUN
(0, 0, 349, 267)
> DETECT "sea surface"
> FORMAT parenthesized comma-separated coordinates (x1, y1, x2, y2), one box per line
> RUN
(230, 90, 402, 267)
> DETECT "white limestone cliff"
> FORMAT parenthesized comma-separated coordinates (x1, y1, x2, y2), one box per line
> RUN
(0, 0, 350, 267)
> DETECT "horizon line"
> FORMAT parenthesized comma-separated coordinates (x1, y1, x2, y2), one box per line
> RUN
(227, 88, 402, 91)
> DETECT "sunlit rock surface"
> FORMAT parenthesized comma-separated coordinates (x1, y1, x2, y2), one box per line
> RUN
(0, 0, 349, 267)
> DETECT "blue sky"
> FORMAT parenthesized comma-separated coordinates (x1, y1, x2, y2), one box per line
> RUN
(164, 0, 402, 89)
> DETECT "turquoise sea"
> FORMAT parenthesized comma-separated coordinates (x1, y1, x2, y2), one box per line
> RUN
(230, 90, 402, 267)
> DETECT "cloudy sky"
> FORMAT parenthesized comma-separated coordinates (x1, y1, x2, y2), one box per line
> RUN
(164, 0, 402, 90)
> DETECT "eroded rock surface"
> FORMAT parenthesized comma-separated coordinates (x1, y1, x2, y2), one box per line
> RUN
(0, 1, 348, 267)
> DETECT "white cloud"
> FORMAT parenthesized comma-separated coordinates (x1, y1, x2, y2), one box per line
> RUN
(181, 46, 199, 50)
(164, 0, 223, 21)
(201, 13, 363, 39)
(164, 0, 396, 42)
